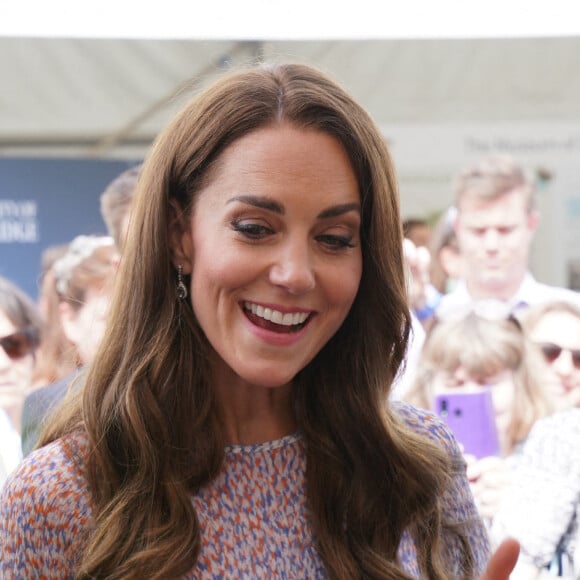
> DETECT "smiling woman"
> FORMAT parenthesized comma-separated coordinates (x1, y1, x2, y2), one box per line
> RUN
(0, 63, 516, 579)
(168, 125, 362, 402)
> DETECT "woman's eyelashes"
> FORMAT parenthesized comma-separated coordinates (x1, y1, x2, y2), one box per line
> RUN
(231, 219, 357, 251)
(315, 233, 356, 251)
(231, 219, 272, 239)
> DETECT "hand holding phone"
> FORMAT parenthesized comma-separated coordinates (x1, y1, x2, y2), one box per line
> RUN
(434, 390, 500, 459)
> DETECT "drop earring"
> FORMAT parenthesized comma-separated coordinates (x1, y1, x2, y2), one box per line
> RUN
(176, 264, 188, 300)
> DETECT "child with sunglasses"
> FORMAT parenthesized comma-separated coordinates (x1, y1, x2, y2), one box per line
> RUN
(0, 275, 42, 485)
(521, 300, 580, 411)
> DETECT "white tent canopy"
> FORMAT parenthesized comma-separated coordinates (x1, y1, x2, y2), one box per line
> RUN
(2, 35, 580, 160)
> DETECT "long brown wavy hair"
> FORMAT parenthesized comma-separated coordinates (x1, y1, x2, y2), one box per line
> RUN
(42, 63, 473, 579)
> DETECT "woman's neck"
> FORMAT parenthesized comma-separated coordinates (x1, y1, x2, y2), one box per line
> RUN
(212, 372, 297, 445)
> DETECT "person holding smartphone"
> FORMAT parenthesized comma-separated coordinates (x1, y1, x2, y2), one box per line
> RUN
(405, 306, 552, 522)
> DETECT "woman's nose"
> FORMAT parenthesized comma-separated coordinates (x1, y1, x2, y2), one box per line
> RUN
(269, 240, 316, 295)
(552, 349, 575, 376)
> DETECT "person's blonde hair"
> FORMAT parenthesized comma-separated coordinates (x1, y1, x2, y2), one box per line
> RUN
(33, 238, 117, 384)
(521, 299, 580, 334)
(42, 63, 475, 579)
(32, 244, 74, 385)
(455, 154, 536, 212)
(54, 236, 116, 311)
(99, 165, 140, 250)
(428, 207, 460, 295)
(406, 313, 551, 453)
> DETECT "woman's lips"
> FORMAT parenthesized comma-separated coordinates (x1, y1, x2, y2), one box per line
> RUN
(243, 301, 313, 334)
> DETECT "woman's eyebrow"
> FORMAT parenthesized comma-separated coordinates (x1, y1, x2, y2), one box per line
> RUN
(317, 203, 361, 219)
(227, 196, 360, 220)
(227, 195, 284, 214)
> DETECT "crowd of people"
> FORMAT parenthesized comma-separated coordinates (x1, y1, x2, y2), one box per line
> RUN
(402, 154, 580, 578)
(0, 61, 577, 578)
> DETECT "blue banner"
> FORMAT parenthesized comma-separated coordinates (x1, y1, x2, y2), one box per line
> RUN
(0, 157, 137, 300)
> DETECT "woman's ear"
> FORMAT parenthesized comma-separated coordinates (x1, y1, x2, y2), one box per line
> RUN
(168, 199, 193, 274)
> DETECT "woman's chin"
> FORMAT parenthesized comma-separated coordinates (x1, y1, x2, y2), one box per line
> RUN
(234, 367, 297, 390)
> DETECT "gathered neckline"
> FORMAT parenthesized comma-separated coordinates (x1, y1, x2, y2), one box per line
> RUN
(224, 432, 301, 455)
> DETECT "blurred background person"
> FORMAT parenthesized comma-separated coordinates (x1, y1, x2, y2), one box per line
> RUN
(402, 216, 432, 249)
(429, 206, 462, 296)
(20, 235, 116, 455)
(403, 237, 434, 322)
(53, 235, 117, 370)
(403, 206, 462, 330)
(522, 300, 580, 410)
(0, 275, 42, 481)
(405, 307, 551, 523)
(492, 407, 580, 578)
(32, 243, 75, 387)
(36, 244, 70, 321)
(402, 208, 463, 329)
(21, 164, 139, 456)
(437, 155, 580, 319)
(99, 163, 140, 253)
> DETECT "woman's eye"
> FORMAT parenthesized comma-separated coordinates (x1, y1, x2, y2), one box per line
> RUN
(317, 234, 356, 250)
(231, 220, 272, 239)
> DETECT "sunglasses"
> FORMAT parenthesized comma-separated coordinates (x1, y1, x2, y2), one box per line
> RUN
(0, 327, 38, 360)
(535, 342, 580, 370)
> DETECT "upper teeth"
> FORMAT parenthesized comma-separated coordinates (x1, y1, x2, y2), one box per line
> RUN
(244, 302, 310, 326)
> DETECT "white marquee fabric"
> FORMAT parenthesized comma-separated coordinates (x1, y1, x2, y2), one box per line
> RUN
(1, 36, 580, 160)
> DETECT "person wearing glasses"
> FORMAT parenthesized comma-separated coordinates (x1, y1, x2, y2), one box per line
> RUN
(0, 275, 42, 483)
(521, 300, 580, 411)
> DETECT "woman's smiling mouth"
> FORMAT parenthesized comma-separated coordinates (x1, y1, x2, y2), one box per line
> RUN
(243, 302, 312, 333)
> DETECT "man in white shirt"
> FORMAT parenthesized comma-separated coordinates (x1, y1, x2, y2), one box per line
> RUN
(437, 154, 580, 318)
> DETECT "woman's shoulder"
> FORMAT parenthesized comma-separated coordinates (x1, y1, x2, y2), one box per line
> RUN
(391, 400, 460, 455)
(0, 432, 92, 574)
(1, 431, 91, 520)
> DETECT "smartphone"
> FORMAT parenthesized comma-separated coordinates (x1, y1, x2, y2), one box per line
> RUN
(433, 390, 500, 459)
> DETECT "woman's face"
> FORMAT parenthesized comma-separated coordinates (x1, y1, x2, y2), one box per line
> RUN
(175, 124, 362, 389)
(0, 309, 35, 407)
(528, 310, 580, 409)
(432, 366, 516, 451)
(60, 285, 111, 366)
